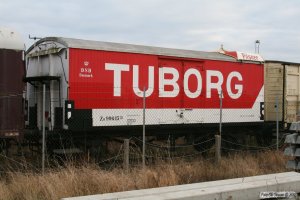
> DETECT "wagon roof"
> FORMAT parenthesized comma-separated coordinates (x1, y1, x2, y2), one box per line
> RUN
(28, 37, 237, 62)
(265, 60, 300, 65)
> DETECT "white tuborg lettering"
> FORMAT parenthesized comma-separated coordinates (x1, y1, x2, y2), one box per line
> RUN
(105, 63, 129, 96)
(184, 68, 202, 98)
(133, 65, 154, 97)
(105, 63, 243, 99)
(159, 67, 180, 97)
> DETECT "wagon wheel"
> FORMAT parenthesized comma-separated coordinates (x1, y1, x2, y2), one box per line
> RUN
(256, 127, 273, 147)
(256, 134, 273, 147)
(221, 134, 246, 154)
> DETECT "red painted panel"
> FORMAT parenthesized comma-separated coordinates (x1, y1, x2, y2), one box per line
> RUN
(69, 48, 263, 109)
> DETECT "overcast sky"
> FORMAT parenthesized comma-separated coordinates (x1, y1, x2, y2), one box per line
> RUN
(1, 0, 300, 62)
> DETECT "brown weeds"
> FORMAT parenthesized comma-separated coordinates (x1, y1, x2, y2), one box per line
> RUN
(0, 150, 288, 200)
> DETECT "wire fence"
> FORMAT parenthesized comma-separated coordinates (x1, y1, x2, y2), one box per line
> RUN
(0, 89, 299, 171)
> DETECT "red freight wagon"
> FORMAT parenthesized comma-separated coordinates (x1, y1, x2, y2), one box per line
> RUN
(24, 37, 266, 148)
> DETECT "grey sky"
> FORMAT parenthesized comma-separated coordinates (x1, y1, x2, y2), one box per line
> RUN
(1, 0, 300, 62)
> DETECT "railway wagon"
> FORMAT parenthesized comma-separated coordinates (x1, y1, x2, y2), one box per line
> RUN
(24, 37, 267, 149)
(264, 60, 300, 127)
(0, 28, 25, 152)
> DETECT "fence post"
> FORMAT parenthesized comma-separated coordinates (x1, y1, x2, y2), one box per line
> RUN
(142, 87, 146, 168)
(123, 139, 130, 172)
(215, 135, 221, 164)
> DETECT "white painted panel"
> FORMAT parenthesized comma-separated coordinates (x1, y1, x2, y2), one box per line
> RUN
(92, 87, 264, 126)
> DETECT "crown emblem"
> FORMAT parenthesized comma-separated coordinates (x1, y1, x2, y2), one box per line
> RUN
(84, 61, 89, 66)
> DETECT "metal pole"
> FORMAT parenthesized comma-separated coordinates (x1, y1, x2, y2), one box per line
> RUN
(42, 84, 46, 173)
(219, 89, 222, 159)
(255, 40, 260, 54)
(276, 96, 279, 150)
(219, 90, 223, 137)
(215, 135, 221, 164)
(142, 87, 146, 168)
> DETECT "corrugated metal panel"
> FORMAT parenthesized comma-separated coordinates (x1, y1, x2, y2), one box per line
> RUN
(264, 62, 284, 121)
(26, 37, 236, 62)
(264, 61, 300, 123)
(285, 64, 300, 123)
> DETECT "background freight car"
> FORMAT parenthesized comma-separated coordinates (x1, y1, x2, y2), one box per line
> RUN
(0, 27, 25, 152)
(24, 37, 268, 152)
(264, 60, 300, 127)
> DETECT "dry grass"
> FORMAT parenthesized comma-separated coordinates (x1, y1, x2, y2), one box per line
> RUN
(0, 150, 288, 200)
